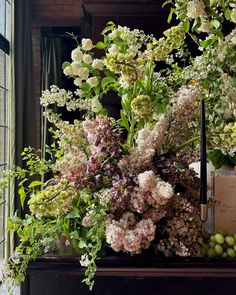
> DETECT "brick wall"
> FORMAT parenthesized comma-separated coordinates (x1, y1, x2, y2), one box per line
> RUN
(32, 0, 83, 26)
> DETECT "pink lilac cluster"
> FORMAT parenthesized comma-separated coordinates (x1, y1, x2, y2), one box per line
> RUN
(105, 170, 174, 254)
(82, 115, 122, 158)
(118, 118, 167, 176)
(165, 85, 200, 150)
(106, 212, 156, 254)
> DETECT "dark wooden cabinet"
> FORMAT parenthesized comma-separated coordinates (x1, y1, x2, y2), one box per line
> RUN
(21, 256, 236, 295)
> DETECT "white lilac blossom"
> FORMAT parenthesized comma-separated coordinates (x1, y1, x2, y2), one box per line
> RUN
(77, 67, 90, 80)
(63, 65, 73, 76)
(71, 47, 83, 62)
(81, 38, 93, 51)
(91, 97, 103, 113)
(186, 0, 205, 19)
(40, 85, 73, 107)
(83, 54, 92, 64)
(92, 58, 104, 71)
(71, 61, 82, 76)
(74, 77, 83, 87)
(87, 76, 99, 88)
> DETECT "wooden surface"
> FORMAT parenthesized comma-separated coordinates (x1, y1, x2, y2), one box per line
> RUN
(21, 255, 236, 295)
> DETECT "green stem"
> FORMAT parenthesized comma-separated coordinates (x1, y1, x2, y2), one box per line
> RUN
(127, 116, 136, 148)
(170, 135, 200, 153)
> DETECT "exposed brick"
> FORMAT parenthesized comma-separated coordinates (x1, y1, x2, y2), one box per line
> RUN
(45, 5, 65, 11)
(53, 11, 72, 17)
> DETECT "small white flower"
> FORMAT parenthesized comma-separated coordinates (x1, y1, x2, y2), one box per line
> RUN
(91, 97, 102, 112)
(63, 66, 73, 76)
(74, 77, 83, 87)
(87, 76, 99, 88)
(71, 47, 83, 62)
(81, 38, 93, 51)
(71, 61, 82, 76)
(78, 67, 89, 80)
(198, 19, 211, 33)
(83, 54, 92, 64)
(187, 0, 205, 19)
(80, 253, 90, 267)
(92, 58, 104, 71)
(231, 8, 236, 23)
(108, 44, 119, 54)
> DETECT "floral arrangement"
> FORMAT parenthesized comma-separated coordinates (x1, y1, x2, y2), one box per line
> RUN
(1, 0, 236, 292)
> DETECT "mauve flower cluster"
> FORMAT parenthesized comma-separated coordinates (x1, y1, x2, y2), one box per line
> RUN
(82, 115, 122, 158)
(165, 85, 200, 151)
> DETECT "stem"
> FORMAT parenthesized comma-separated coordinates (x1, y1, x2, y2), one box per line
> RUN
(127, 116, 136, 148)
(170, 135, 200, 153)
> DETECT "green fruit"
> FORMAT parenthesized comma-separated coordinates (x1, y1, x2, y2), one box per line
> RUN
(222, 242, 228, 251)
(202, 243, 209, 256)
(227, 248, 236, 257)
(219, 230, 228, 237)
(207, 248, 216, 258)
(209, 241, 216, 248)
(222, 252, 228, 258)
(215, 233, 224, 244)
(210, 235, 216, 243)
(215, 244, 223, 255)
(225, 235, 235, 246)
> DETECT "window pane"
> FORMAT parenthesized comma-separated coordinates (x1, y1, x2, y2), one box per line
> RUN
(0, 126, 6, 163)
(5, 52, 9, 89)
(6, 1, 10, 40)
(0, 88, 6, 125)
(0, 203, 4, 239)
(0, 50, 6, 88)
(0, 0, 5, 37)
(0, 164, 5, 177)
(0, 240, 3, 260)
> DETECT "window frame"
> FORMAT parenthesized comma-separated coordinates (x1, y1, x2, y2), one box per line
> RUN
(0, 0, 11, 264)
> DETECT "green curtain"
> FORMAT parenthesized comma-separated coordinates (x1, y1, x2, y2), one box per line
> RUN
(41, 37, 62, 164)
(14, 0, 36, 216)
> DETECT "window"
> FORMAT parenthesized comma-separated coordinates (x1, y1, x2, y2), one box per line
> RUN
(0, 0, 11, 262)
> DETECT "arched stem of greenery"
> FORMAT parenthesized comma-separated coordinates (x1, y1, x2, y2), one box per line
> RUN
(170, 135, 200, 154)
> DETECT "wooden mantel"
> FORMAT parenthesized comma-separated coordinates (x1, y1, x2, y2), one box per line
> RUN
(21, 255, 236, 295)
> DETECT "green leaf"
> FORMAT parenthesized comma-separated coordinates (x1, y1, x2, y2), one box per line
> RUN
(81, 82, 91, 93)
(224, 9, 232, 20)
(211, 19, 220, 29)
(28, 180, 43, 189)
(199, 35, 218, 48)
(208, 150, 225, 169)
(18, 186, 26, 208)
(162, 0, 173, 8)
(94, 86, 101, 95)
(120, 111, 130, 131)
(95, 42, 106, 50)
(192, 18, 200, 31)
(78, 239, 87, 249)
(182, 19, 190, 32)
(167, 8, 175, 24)
(62, 61, 71, 70)
(101, 77, 115, 89)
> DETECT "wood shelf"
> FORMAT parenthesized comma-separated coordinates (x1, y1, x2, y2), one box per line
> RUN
(21, 255, 236, 295)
